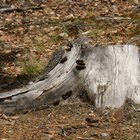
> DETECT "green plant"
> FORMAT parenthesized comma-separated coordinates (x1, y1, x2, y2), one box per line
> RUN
(23, 58, 43, 78)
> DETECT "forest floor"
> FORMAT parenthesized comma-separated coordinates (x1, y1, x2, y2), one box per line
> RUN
(0, 0, 140, 139)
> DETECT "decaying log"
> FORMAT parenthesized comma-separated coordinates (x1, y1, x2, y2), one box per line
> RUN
(0, 38, 140, 115)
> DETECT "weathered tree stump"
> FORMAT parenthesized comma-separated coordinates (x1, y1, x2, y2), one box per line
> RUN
(0, 38, 140, 115)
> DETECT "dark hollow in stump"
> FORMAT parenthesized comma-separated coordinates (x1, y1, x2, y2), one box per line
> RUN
(0, 38, 140, 115)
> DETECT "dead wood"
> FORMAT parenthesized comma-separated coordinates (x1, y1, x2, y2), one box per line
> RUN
(0, 38, 140, 115)
(0, 6, 45, 13)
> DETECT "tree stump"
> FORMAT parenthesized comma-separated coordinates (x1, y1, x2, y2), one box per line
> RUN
(0, 38, 140, 115)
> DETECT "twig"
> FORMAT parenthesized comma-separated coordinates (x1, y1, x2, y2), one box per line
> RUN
(77, 137, 94, 140)
(96, 16, 132, 21)
(0, 6, 45, 13)
(56, 121, 67, 137)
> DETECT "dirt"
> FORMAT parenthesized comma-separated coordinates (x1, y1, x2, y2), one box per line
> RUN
(0, 101, 140, 140)
(0, 0, 140, 139)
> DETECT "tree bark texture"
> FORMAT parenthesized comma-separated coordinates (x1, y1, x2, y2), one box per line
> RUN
(0, 38, 140, 115)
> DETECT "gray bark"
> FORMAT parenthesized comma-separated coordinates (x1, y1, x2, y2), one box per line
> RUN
(0, 38, 140, 115)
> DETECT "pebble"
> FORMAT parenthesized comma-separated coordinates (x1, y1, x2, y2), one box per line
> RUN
(100, 133, 110, 138)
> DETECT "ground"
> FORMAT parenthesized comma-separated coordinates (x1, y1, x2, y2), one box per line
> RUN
(0, 0, 140, 139)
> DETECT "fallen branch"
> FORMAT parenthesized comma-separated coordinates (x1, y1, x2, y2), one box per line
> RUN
(0, 6, 45, 13)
